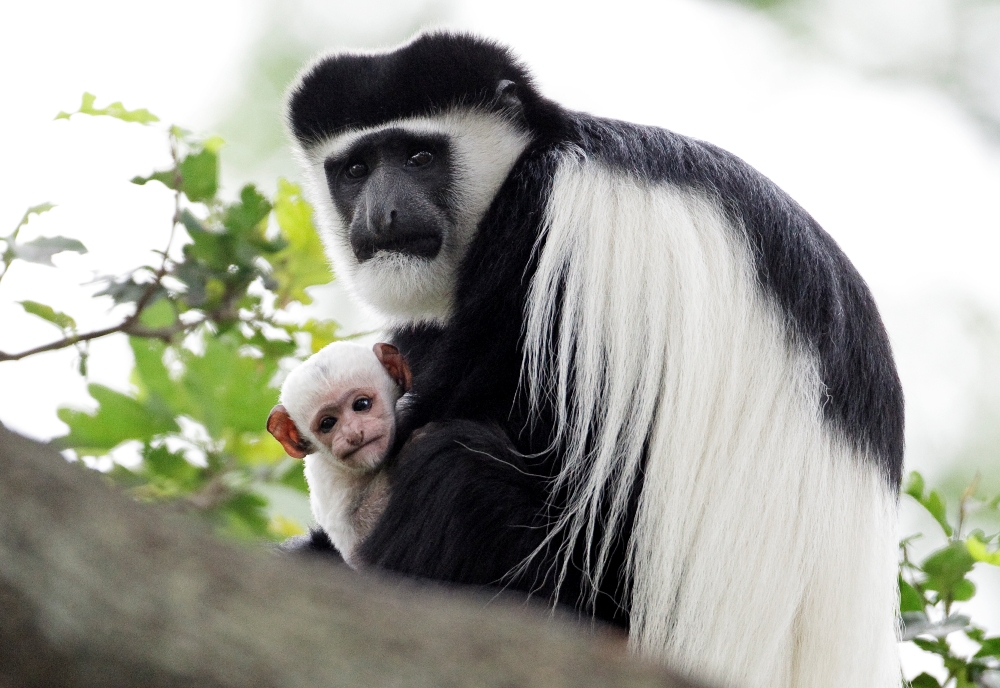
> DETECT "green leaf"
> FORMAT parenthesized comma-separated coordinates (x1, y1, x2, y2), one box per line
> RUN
(95, 277, 164, 306)
(301, 319, 341, 353)
(138, 297, 176, 329)
(11, 236, 87, 266)
(967, 628, 986, 643)
(967, 534, 1000, 566)
(922, 542, 975, 599)
(244, 328, 297, 360)
(10, 203, 56, 235)
(19, 300, 76, 331)
(968, 529, 993, 545)
(905, 471, 926, 501)
(912, 637, 948, 655)
(975, 637, 1000, 658)
(179, 148, 218, 203)
(56, 92, 159, 124)
(275, 458, 309, 493)
(217, 492, 271, 539)
(901, 612, 970, 641)
(105, 463, 149, 489)
(129, 338, 184, 412)
(910, 673, 942, 688)
(899, 576, 924, 613)
(231, 429, 288, 465)
(172, 259, 211, 307)
(269, 179, 332, 306)
(141, 444, 200, 485)
(180, 209, 208, 236)
(952, 578, 976, 601)
(180, 218, 229, 273)
(177, 335, 280, 438)
(269, 514, 307, 539)
(201, 135, 225, 154)
(224, 184, 271, 237)
(918, 490, 954, 537)
(131, 169, 177, 190)
(57, 383, 179, 453)
(903, 472, 956, 538)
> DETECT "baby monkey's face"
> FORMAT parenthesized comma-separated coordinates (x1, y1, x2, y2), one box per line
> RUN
(310, 377, 395, 471)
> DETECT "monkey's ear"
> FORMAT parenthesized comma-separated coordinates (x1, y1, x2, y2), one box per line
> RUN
(373, 342, 413, 392)
(267, 405, 314, 459)
(495, 79, 522, 114)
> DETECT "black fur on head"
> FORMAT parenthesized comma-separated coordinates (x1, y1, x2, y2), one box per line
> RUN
(287, 32, 543, 147)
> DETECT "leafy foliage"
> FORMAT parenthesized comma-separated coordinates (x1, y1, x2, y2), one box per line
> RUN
(55, 92, 160, 125)
(0, 203, 83, 284)
(1, 96, 337, 540)
(900, 472, 1000, 688)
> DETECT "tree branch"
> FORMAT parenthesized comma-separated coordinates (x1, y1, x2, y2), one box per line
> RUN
(0, 191, 181, 363)
(0, 322, 130, 362)
(0, 424, 709, 688)
(0, 316, 200, 362)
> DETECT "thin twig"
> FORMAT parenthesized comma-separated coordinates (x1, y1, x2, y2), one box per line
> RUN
(0, 317, 204, 362)
(0, 323, 127, 362)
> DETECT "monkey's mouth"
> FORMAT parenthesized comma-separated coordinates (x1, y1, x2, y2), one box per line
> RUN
(353, 232, 442, 262)
(339, 435, 388, 466)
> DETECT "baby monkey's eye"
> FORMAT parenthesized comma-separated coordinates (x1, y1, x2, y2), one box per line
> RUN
(318, 416, 337, 433)
(352, 397, 373, 413)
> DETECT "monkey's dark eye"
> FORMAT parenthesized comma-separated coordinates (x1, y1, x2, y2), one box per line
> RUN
(345, 162, 369, 179)
(318, 416, 336, 433)
(406, 151, 433, 167)
(352, 397, 373, 413)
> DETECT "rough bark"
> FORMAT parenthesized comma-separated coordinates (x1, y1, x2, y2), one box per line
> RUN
(0, 423, 707, 688)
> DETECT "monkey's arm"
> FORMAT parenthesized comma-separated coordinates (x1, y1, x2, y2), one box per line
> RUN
(357, 420, 552, 591)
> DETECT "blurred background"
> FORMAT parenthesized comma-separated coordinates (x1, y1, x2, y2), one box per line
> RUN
(1, 0, 998, 678)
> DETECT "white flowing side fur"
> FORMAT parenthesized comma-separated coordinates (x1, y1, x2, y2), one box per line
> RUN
(523, 156, 899, 688)
(295, 111, 531, 325)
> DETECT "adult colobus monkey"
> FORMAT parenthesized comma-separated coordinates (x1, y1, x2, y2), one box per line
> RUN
(286, 32, 903, 688)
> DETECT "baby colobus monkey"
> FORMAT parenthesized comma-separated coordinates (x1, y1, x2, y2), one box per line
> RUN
(267, 341, 412, 568)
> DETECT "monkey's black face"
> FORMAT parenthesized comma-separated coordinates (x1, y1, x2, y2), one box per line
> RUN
(325, 129, 454, 263)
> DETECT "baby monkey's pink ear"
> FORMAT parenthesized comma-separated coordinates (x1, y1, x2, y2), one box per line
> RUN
(373, 343, 413, 392)
(267, 404, 314, 459)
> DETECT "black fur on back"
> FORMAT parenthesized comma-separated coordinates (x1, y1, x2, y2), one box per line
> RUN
(285, 32, 904, 628)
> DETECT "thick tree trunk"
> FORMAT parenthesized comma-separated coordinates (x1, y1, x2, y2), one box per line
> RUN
(0, 423, 707, 688)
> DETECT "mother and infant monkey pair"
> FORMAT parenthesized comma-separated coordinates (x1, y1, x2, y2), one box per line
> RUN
(272, 32, 904, 688)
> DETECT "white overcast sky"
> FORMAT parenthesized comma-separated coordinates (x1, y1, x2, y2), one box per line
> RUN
(1, 0, 998, 658)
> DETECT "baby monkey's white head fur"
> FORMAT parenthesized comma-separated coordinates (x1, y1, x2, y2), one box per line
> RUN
(279, 342, 403, 470)
(268, 341, 412, 566)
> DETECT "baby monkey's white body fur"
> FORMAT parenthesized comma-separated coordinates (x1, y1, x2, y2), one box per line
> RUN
(278, 342, 404, 567)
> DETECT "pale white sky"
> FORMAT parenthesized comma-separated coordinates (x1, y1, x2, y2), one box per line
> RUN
(1, 0, 998, 667)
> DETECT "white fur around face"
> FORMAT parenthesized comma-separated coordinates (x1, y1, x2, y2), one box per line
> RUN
(280, 342, 400, 566)
(521, 157, 900, 688)
(302, 452, 364, 566)
(294, 110, 531, 326)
